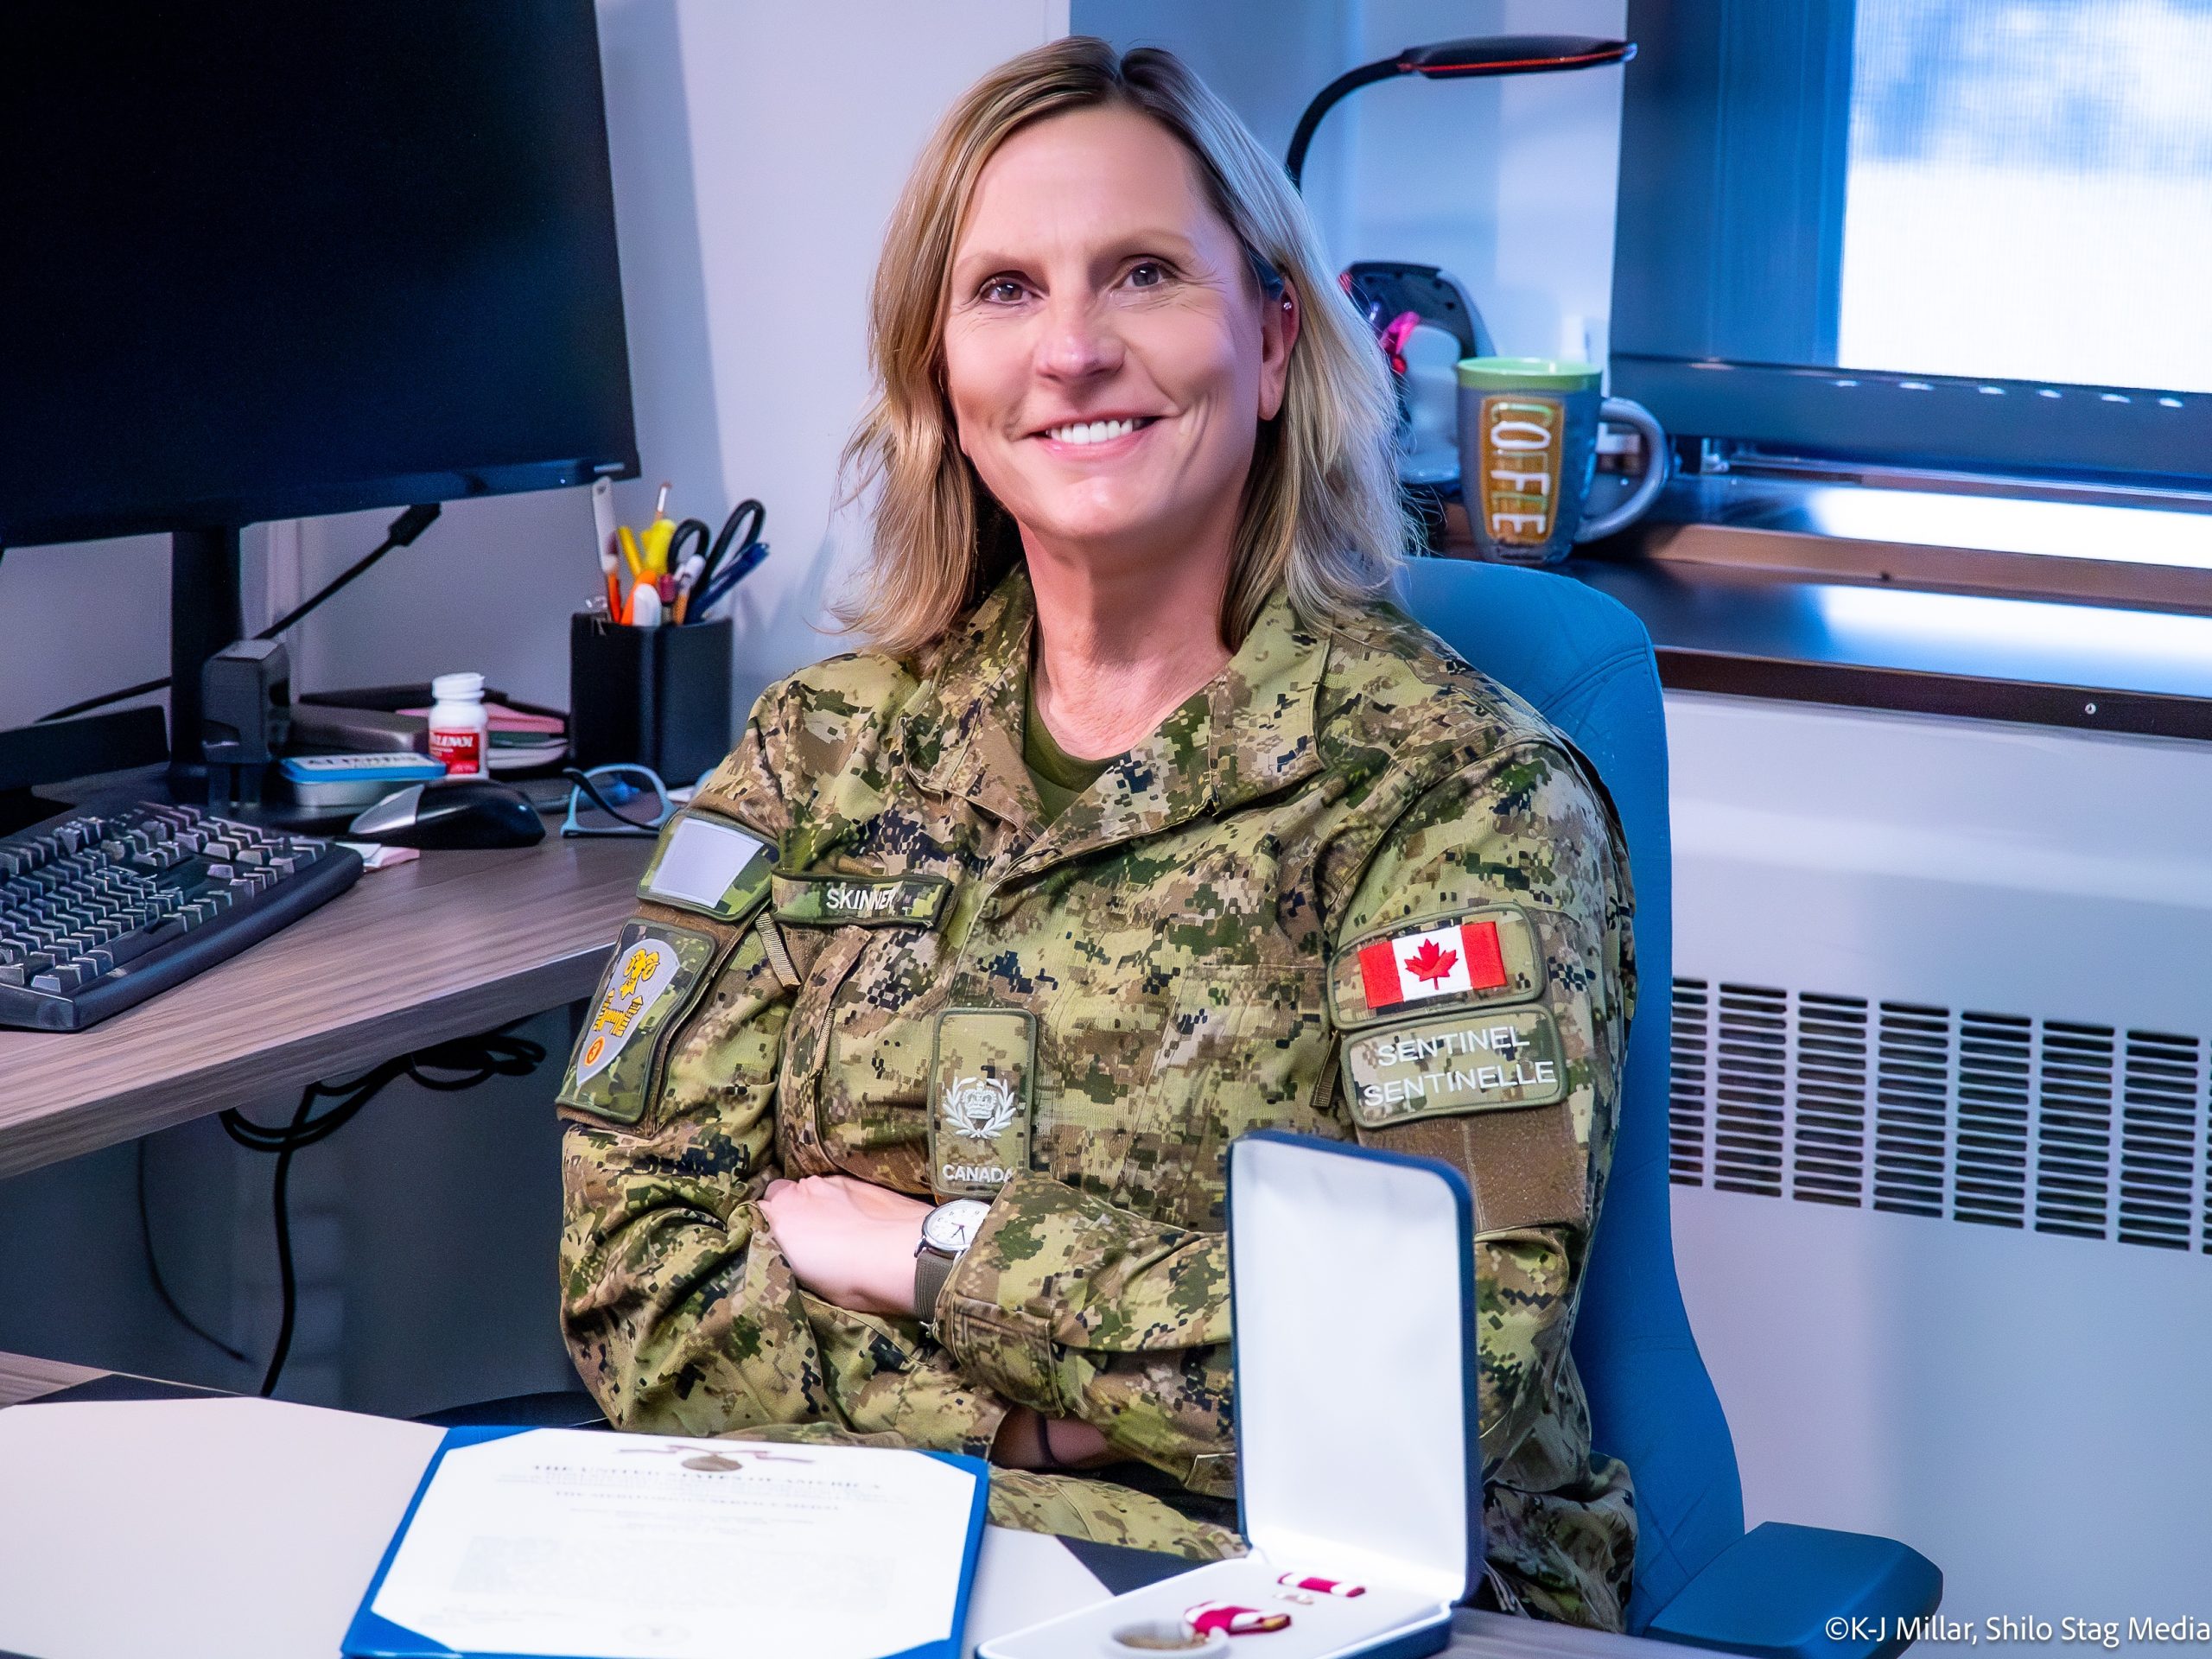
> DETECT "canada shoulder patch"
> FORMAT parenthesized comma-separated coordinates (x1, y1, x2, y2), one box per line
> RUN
(1327, 905, 1545, 1031)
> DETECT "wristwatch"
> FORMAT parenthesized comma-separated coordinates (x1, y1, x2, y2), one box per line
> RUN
(912, 1198, 991, 1325)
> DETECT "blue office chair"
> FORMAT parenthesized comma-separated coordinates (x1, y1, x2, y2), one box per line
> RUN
(1400, 556, 1942, 1657)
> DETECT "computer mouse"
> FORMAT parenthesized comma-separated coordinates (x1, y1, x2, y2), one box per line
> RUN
(346, 777, 545, 849)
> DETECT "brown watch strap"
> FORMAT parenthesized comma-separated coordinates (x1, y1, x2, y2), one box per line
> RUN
(912, 1244, 958, 1324)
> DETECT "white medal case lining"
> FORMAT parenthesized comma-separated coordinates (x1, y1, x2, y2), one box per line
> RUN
(1226, 1131, 1478, 1609)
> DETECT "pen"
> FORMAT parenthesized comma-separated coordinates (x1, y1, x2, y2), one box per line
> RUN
(629, 582, 664, 628)
(618, 523, 644, 581)
(671, 550, 706, 624)
(591, 478, 621, 616)
(690, 537, 767, 621)
(666, 517, 711, 569)
(640, 480, 677, 576)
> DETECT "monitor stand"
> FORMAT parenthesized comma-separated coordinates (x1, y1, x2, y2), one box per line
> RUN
(168, 524, 245, 774)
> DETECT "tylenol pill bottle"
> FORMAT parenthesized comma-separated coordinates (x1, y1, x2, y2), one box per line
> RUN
(427, 672, 490, 777)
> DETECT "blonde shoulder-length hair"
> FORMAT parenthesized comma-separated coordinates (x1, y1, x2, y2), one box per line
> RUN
(836, 36, 1409, 655)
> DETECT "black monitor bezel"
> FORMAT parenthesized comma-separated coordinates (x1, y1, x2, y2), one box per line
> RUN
(1, 454, 636, 553)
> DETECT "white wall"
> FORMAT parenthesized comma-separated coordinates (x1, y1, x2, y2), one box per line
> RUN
(290, 0, 1071, 737)
(1077, 0, 1628, 365)
(1071, 0, 1361, 255)
(0, 537, 172, 734)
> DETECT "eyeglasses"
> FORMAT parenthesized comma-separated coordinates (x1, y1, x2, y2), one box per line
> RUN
(562, 765, 673, 838)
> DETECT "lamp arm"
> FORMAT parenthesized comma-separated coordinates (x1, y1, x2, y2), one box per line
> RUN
(1284, 57, 1401, 190)
(1285, 37, 1637, 193)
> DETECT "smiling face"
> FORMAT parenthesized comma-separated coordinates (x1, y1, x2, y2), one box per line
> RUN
(941, 104, 1294, 581)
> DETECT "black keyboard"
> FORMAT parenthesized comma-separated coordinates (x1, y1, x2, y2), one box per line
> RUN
(0, 799, 363, 1032)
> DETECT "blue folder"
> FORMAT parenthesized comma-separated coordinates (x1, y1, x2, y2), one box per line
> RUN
(342, 1425, 992, 1659)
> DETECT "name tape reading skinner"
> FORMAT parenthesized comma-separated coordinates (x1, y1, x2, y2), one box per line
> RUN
(1343, 1004, 1567, 1128)
(827, 882, 898, 917)
(772, 871, 951, 928)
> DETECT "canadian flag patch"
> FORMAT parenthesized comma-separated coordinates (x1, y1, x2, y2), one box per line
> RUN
(1358, 919, 1509, 1013)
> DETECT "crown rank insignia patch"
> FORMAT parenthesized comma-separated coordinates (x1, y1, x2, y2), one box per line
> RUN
(1358, 918, 1510, 1013)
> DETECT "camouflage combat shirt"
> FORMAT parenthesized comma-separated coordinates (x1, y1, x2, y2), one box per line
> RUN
(558, 566, 1638, 1628)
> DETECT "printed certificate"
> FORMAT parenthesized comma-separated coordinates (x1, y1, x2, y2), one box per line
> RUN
(348, 1428, 988, 1659)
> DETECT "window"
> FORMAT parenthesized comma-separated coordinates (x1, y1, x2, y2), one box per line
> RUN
(1611, 0, 2212, 486)
(1840, 0, 2212, 393)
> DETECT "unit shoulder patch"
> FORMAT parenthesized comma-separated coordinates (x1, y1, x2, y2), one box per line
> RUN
(557, 920, 720, 1125)
(637, 810, 773, 923)
(772, 869, 952, 928)
(1341, 1004, 1567, 1129)
(1327, 905, 1545, 1031)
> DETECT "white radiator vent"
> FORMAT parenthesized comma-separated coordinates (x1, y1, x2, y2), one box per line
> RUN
(1669, 979, 2211, 1252)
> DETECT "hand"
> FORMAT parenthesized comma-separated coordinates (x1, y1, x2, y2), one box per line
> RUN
(990, 1406, 1116, 1471)
(757, 1174, 932, 1317)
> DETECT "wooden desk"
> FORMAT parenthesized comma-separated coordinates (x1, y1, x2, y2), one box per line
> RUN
(0, 836, 649, 1180)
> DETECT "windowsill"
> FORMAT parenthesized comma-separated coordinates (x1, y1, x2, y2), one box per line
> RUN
(1435, 474, 2212, 741)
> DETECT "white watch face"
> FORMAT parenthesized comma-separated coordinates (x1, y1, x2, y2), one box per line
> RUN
(923, 1198, 991, 1254)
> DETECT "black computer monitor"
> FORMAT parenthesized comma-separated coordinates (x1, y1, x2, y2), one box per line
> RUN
(0, 2, 639, 774)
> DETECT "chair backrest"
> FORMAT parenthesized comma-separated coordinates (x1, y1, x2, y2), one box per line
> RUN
(1398, 557, 1745, 1629)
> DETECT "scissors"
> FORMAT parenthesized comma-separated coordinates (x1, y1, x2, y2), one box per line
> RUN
(669, 499, 763, 592)
(667, 499, 766, 623)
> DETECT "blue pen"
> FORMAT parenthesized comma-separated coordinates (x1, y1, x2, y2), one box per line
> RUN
(690, 538, 768, 621)
(695, 500, 763, 594)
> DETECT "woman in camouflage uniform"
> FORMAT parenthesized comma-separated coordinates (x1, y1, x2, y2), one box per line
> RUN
(558, 38, 1638, 1629)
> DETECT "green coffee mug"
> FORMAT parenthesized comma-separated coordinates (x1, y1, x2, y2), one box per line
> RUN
(1456, 358, 1668, 565)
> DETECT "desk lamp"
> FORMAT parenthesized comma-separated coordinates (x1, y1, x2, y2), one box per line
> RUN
(1284, 35, 1637, 539)
(1285, 35, 1636, 188)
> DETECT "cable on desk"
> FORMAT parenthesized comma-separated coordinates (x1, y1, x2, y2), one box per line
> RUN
(135, 1138, 252, 1365)
(214, 1021, 546, 1398)
(36, 503, 442, 724)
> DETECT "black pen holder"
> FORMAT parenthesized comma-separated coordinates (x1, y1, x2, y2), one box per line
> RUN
(569, 612, 734, 785)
